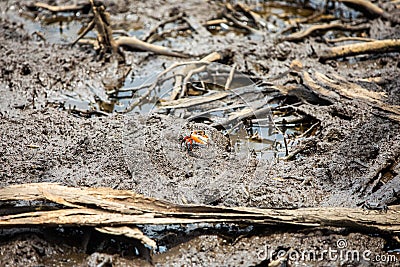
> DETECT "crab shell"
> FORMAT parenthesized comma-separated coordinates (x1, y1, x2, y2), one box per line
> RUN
(191, 133, 209, 145)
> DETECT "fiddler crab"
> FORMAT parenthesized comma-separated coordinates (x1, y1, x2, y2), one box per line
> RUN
(181, 130, 209, 151)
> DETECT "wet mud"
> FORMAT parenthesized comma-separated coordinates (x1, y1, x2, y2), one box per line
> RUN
(1, 0, 400, 266)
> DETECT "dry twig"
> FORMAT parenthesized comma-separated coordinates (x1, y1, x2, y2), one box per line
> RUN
(319, 39, 400, 61)
(338, 0, 400, 23)
(170, 52, 222, 100)
(281, 23, 369, 42)
(224, 63, 237, 90)
(324, 36, 376, 43)
(32, 2, 89, 13)
(116, 36, 188, 58)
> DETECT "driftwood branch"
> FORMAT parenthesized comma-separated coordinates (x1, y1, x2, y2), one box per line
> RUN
(160, 91, 230, 109)
(1, 183, 399, 232)
(338, 0, 400, 24)
(281, 23, 368, 42)
(223, 3, 264, 35)
(32, 2, 89, 13)
(324, 36, 376, 43)
(319, 39, 400, 61)
(115, 36, 188, 58)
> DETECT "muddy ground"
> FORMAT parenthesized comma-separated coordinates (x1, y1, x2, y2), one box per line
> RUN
(1, 0, 400, 266)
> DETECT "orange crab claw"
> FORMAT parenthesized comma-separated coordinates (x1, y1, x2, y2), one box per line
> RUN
(191, 133, 209, 145)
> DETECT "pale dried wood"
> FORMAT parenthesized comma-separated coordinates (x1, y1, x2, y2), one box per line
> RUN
(224, 63, 237, 90)
(33, 2, 87, 12)
(319, 39, 400, 61)
(116, 36, 188, 58)
(281, 23, 368, 42)
(171, 51, 222, 100)
(0, 183, 399, 233)
(325, 36, 376, 43)
(338, 0, 400, 23)
(160, 91, 230, 109)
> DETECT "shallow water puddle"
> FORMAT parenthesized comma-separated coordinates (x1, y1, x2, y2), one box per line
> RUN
(6, 4, 89, 44)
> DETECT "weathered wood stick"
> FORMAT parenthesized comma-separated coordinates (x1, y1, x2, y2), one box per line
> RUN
(319, 39, 400, 61)
(338, 0, 384, 17)
(339, 0, 400, 23)
(142, 12, 184, 42)
(0, 183, 399, 232)
(161, 91, 230, 109)
(325, 36, 376, 43)
(33, 2, 88, 13)
(172, 51, 222, 99)
(281, 23, 368, 42)
(338, 0, 400, 24)
(116, 36, 188, 58)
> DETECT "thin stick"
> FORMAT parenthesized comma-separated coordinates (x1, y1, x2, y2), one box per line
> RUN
(204, 19, 229, 26)
(319, 39, 400, 61)
(180, 65, 207, 98)
(106, 74, 178, 95)
(184, 17, 212, 37)
(281, 23, 369, 42)
(33, 2, 88, 13)
(71, 20, 95, 47)
(224, 63, 237, 90)
(297, 121, 321, 138)
(170, 51, 222, 100)
(280, 13, 335, 35)
(274, 126, 289, 157)
(235, 2, 265, 28)
(143, 13, 184, 42)
(325, 36, 376, 43)
(160, 91, 230, 109)
(223, 12, 264, 35)
(115, 36, 188, 58)
(338, 0, 389, 19)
